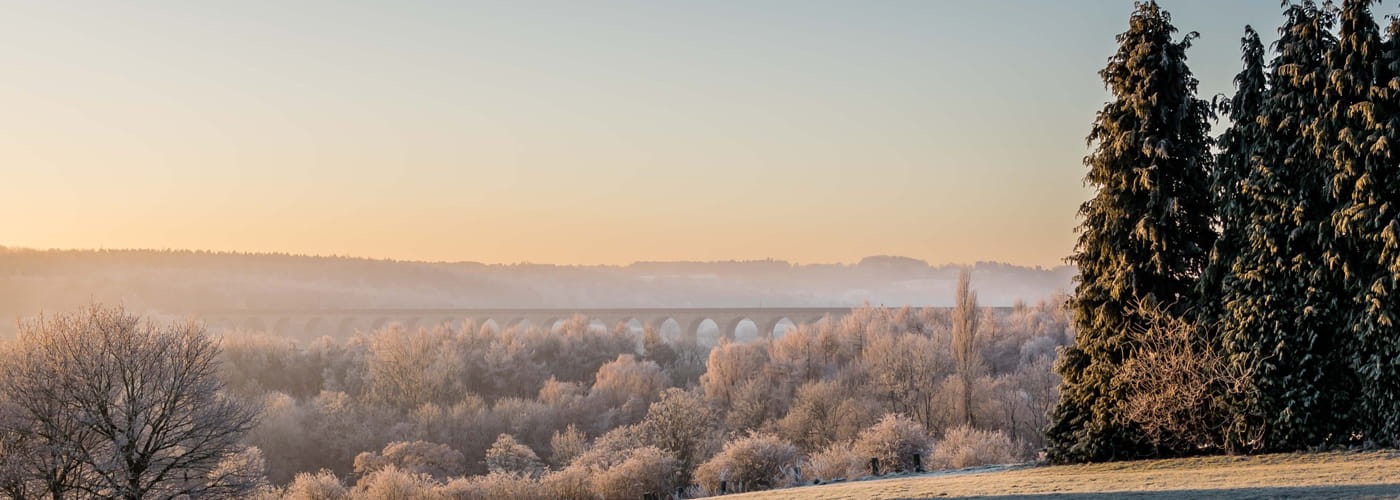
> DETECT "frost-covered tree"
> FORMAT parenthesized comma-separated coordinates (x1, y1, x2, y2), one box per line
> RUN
(484, 434, 546, 478)
(776, 380, 874, 453)
(1048, 1, 1217, 463)
(0, 305, 261, 499)
(1324, 0, 1400, 445)
(548, 425, 589, 468)
(861, 328, 945, 429)
(282, 469, 348, 500)
(636, 388, 721, 483)
(0, 366, 89, 500)
(352, 441, 465, 482)
(1219, 0, 1353, 451)
(364, 325, 463, 410)
(699, 340, 770, 410)
(950, 268, 985, 427)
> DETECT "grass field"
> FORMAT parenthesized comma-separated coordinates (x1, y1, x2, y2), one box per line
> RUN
(726, 450, 1400, 499)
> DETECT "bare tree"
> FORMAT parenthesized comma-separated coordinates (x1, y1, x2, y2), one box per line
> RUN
(0, 354, 90, 500)
(1, 305, 261, 499)
(951, 268, 986, 427)
(862, 332, 945, 429)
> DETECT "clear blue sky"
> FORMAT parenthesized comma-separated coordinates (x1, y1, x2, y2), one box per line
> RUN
(0, 1, 1337, 266)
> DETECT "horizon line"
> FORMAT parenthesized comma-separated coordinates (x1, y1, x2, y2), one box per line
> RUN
(0, 244, 1075, 271)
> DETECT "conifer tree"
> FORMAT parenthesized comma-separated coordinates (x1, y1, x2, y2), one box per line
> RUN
(1200, 26, 1268, 327)
(1326, 0, 1400, 444)
(1220, 1, 1353, 450)
(1047, 1, 1216, 463)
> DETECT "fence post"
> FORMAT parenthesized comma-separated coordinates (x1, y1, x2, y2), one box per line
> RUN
(870, 457, 880, 476)
(913, 452, 924, 473)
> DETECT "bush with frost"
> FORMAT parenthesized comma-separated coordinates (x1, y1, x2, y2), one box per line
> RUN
(852, 414, 931, 474)
(693, 433, 801, 494)
(930, 425, 1020, 469)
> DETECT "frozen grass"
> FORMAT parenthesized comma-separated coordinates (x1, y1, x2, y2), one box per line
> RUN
(726, 450, 1400, 499)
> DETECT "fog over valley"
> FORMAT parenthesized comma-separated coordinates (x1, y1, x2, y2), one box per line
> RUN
(0, 247, 1072, 337)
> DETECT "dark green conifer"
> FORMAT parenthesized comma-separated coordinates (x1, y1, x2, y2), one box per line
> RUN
(1200, 26, 1268, 327)
(1326, 0, 1400, 444)
(1047, 1, 1216, 463)
(1220, 1, 1353, 450)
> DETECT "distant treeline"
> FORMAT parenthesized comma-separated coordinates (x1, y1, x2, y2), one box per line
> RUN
(0, 247, 1073, 327)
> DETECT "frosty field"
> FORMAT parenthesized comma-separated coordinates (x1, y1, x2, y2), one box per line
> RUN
(728, 450, 1400, 499)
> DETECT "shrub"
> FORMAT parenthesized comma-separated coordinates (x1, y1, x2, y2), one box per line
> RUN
(283, 470, 349, 500)
(693, 433, 801, 494)
(589, 446, 680, 500)
(930, 426, 1020, 469)
(440, 471, 548, 500)
(805, 441, 866, 481)
(244, 485, 289, 500)
(852, 414, 930, 474)
(352, 466, 442, 500)
(539, 466, 593, 500)
(1114, 299, 1263, 454)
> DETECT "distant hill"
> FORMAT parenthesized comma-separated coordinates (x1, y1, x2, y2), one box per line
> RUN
(0, 247, 1073, 333)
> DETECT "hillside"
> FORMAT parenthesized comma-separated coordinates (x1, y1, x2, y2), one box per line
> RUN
(729, 451, 1400, 499)
(0, 247, 1073, 335)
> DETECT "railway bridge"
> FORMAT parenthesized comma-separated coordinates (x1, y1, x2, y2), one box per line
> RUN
(196, 307, 861, 344)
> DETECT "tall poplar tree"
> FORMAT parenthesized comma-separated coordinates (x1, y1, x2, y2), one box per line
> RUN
(1200, 26, 1268, 327)
(1327, 0, 1400, 444)
(1047, 1, 1216, 463)
(1220, 1, 1353, 450)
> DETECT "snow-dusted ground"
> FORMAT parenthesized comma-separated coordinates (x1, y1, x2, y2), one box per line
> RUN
(727, 451, 1400, 499)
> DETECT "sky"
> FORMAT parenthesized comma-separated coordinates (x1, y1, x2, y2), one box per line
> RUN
(0, 1, 1349, 267)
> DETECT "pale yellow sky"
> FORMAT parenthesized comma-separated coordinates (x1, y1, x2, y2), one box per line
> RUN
(0, 1, 1290, 267)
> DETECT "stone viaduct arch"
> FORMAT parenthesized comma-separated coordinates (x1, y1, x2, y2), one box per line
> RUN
(11, 308, 946, 343)
(191, 307, 863, 346)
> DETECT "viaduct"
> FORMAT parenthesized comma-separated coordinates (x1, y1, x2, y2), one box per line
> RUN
(195, 307, 861, 344)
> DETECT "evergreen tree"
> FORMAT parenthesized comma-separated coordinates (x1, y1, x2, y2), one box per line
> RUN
(1200, 26, 1269, 327)
(1326, 0, 1400, 444)
(1047, 1, 1216, 463)
(1220, 1, 1353, 450)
